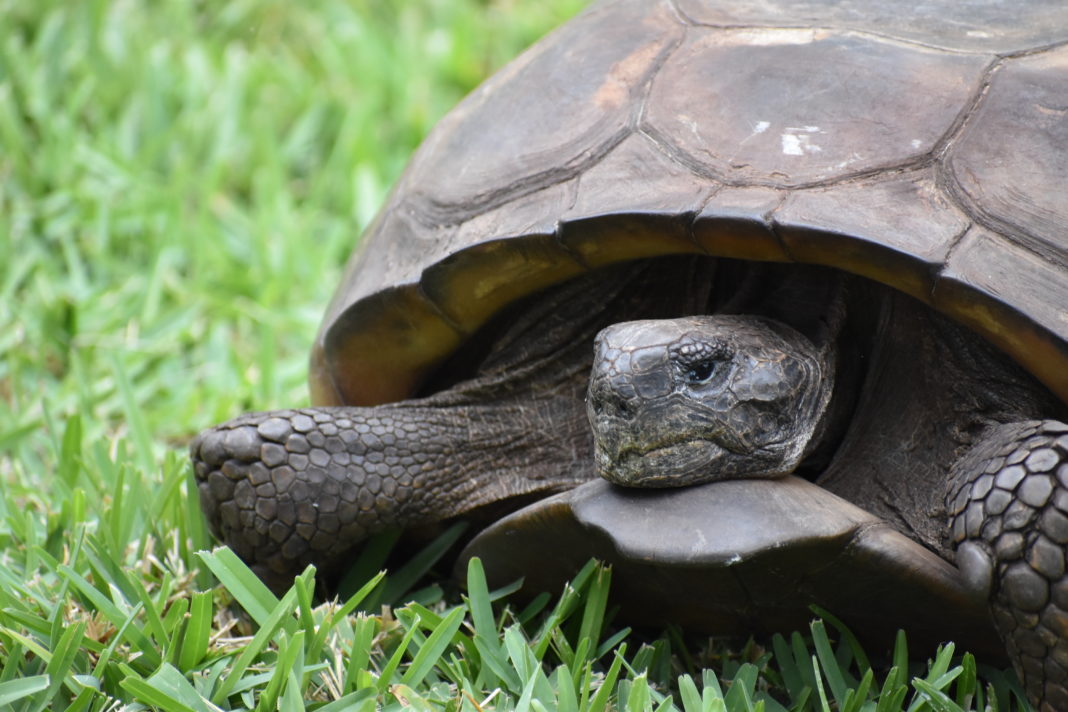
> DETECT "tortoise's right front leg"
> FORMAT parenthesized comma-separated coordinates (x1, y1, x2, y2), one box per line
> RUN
(947, 420, 1068, 712)
(191, 404, 591, 592)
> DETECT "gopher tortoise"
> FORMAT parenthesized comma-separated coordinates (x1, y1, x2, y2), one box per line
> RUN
(191, 0, 1068, 708)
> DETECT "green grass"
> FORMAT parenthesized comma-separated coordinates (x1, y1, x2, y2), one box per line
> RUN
(0, 1, 1033, 710)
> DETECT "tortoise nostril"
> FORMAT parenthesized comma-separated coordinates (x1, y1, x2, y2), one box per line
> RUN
(588, 384, 633, 421)
(601, 392, 633, 420)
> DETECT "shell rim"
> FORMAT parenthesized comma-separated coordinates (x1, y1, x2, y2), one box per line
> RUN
(312, 210, 1068, 409)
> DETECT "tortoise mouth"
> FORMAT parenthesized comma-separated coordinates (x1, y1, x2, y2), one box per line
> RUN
(600, 438, 732, 487)
(598, 434, 796, 488)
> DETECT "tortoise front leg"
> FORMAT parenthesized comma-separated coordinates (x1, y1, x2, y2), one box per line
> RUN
(191, 402, 592, 592)
(947, 420, 1068, 712)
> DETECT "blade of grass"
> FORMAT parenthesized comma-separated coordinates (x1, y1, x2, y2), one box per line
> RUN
(810, 619, 848, 707)
(256, 630, 305, 712)
(210, 587, 299, 704)
(196, 547, 280, 628)
(177, 590, 213, 671)
(401, 606, 465, 688)
(378, 521, 466, 606)
(588, 645, 627, 712)
(0, 676, 50, 706)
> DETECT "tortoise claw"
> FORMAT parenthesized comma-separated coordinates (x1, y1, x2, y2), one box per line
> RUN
(955, 540, 994, 602)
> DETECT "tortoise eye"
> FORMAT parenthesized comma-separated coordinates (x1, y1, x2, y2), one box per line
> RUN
(686, 359, 716, 384)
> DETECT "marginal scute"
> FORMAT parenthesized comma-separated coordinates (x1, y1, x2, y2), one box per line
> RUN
(948, 47, 1068, 261)
(318, 205, 456, 342)
(674, 0, 1068, 53)
(642, 30, 988, 186)
(775, 171, 969, 301)
(453, 182, 578, 251)
(558, 134, 714, 266)
(932, 228, 1068, 405)
(308, 343, 342, 407)
(324, 285, 463, 406)
(421, 234, 586, 336)
(692, 186, 789, 261)
(561, 214, 702, 267)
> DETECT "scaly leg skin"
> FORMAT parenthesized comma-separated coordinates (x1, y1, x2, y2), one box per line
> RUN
(947, 420, 1068, 712)
(193, 406, 440, 591)
(191, 401, 592, 593)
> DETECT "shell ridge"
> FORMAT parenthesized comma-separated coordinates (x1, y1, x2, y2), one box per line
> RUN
(639, 121, 732, 186)
(631, 122, 707, 178)
(667, 0, 698, 26)
(630, 16, 689, 135)
(996, 37, 1068, 60)
(414, 281, 469, 338)
(757, 190, 795, 260)
(552, 173, 595, 272)
(686, 182, 727, 253)
(942, 169, 1068, 274)
(663, 21, 999, 56)
(941, 55, 1068, 272)
(409, 134, 629, 228)
(931, 56, 1005, 164)
(926, 221, 975, 306)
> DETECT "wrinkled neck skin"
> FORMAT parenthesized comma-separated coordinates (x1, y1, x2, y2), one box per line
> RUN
(816, 293, 1064, 556)
(587, 264, 849, 488)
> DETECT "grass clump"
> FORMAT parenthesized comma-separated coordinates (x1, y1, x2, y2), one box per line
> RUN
(0, 530, 1031, 710)
(0, 0, 1033, 710)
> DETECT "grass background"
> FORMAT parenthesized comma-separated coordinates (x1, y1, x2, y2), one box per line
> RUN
(0, 0, 1032, 709)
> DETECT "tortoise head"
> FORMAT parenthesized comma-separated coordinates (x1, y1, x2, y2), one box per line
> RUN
(587, 315, 832, 487)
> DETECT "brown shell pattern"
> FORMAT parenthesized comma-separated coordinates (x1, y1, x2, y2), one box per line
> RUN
(312, 0, 1068, 409)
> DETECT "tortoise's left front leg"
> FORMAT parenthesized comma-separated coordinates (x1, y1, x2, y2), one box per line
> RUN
(947, 420, 1068, 712)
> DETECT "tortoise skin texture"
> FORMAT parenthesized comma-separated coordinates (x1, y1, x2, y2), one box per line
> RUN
(191, 1, 1068, 709)
(947, 421, 1068, 704)
(588, 316, 830, 487)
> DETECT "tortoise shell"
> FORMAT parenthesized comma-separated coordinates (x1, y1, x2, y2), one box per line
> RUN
(310, 0, 1068, 416)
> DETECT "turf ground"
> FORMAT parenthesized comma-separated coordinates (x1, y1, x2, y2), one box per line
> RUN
(0, 1, 1031, 709)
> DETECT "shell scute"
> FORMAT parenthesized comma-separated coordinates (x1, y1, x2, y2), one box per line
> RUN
(774, 170, 970, 301)
(948, 47, 1068, 263)
(401, 0, 682, 219)
(675, 0, 1068, 53)
(933, 228, 1068, 403)
(692, 185, 788, 261)
(642, 31, 988, 186)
